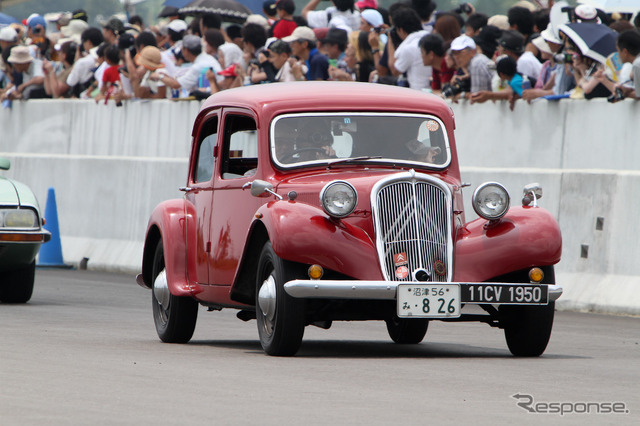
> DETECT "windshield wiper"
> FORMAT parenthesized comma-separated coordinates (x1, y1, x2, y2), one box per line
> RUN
(327, 156, 383, 167)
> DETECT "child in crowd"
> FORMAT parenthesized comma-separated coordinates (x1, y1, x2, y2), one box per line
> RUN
(496, 56, 529, 110)
(96, 44, 121, 103)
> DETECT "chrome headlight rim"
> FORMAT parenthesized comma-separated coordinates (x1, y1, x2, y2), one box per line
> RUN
(472, 182, 510, 221)
(320, 180, 358, 218)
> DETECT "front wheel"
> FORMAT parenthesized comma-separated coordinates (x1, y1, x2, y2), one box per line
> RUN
(256, 242, 305, 356)
(0, 261, 35, 303)
(151, 240, 198, 343)
(501, 302, 555, 357)
(385, 317, 429, 344)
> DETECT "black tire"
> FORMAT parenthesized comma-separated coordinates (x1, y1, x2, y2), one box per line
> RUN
(151, 240, 198, 343)
(255, 242, 305, 356)
(385, 317, 429, 344)
(501, 266, 556, 357)
(0, 261, 35, 303)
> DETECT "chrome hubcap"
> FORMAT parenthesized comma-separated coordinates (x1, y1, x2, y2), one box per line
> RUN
(153, 269, 170, 311)
(258, 275, 277, 322)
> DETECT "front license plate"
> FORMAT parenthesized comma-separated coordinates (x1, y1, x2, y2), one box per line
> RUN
(461, 284, 548, 304)
(397, 284, 461, 318)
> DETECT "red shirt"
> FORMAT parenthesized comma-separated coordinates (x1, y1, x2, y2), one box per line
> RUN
(103, 65, 121, 84)
(431, 57, 454, 91)
(272, 19, 297, 39)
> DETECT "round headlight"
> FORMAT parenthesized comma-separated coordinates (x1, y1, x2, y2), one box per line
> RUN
(472, 182, 510, 220)
(320, 181, 358, 218)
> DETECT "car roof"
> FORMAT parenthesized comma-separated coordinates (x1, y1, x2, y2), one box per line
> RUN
(200, 82, 455, 126)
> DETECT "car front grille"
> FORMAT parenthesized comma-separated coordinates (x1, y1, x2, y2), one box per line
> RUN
(372, 172, 453, 282)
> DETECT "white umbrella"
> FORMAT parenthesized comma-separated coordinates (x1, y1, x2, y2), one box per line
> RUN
(579, 0, 640, 13)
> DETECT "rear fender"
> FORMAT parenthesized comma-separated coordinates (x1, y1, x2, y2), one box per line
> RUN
(256, 200, 383, 280)
(454, 206, 562, 282)
(140, 199, 193, 297)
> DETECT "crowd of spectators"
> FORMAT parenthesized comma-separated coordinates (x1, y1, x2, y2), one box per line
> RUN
(1, 0, 639, 108)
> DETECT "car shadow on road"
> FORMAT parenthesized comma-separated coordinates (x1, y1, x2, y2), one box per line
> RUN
(188, 339, 584, 359)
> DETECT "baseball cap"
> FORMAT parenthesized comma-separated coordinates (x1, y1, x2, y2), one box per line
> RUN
(361, 9, 384, 28)
(320, 28, 348, 46)
(182, 34, 202, 51)
(168, 19, 188, 33)
(498, 30, 525, 54)
(0, 26, 18, 42)
(282, 26, 316, 43)
(24, 14, 46, 30)
(71, 9, 88, 22)
(104, 17, 125, 34)
(450, 34, 476, 51)
(356, 0, 378, 10)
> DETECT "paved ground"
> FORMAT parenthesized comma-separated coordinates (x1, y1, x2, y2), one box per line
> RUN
(0, 269, 638, 425)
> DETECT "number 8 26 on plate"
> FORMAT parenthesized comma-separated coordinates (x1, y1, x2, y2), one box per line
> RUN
(397, 284, 461, 318)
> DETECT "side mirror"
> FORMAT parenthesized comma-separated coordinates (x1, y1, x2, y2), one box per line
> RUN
(522, 183, 542, 207)
(243, 180, 283, 200)
(0, 158, 10, 171)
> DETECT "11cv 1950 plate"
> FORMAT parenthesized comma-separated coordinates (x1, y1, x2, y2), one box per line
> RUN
(397, 283, 549, 318)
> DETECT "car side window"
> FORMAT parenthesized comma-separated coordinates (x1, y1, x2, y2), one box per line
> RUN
(194, 117, 218, 183)
(222, 115, 257, 179)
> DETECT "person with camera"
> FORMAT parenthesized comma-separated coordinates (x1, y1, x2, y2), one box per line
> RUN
(419, 33, 454, 96)
(387, 7, 430, 90)
(610, 29, 640, 101)
(65, 27, 103, 98)
(302, 0, 361, 33)
(447, 34, 494, 102)
(149, 35, 223, 96)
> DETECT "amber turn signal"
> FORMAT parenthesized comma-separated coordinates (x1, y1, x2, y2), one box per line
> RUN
(528, 267, 544, 283)
(308, 264, 324, 280)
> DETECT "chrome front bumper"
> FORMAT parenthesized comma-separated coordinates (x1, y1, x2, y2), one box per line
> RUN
(284, 280, 563, 304)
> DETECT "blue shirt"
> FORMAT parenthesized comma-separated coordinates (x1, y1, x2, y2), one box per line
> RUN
(307, 48, 329, 81)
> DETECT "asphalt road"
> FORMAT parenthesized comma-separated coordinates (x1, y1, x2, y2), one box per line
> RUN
(1, 269, 639, 425)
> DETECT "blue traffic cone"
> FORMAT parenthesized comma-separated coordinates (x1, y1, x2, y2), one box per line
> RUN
(38, 187, 71, 268)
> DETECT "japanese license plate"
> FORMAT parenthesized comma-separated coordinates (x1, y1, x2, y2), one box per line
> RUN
(397, 284, 461, 318)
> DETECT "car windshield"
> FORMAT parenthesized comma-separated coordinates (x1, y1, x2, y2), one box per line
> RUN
(270, 113, 450, 169)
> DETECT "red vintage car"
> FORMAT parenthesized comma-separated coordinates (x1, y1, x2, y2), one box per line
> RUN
(136, 82, 562, 356)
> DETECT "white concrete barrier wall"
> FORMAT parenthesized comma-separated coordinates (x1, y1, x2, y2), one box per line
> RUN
(1, 98, 639, 315)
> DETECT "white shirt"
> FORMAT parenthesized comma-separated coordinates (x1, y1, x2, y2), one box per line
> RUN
(394, 30, 431, 90)
(517, 51, 542, 82)
(275, 60, 296, 82)
(22, 58, 45, 81)
(66, 53, 96, 86)
(177, 52, 222, 92)
(307, 7, 360, 33)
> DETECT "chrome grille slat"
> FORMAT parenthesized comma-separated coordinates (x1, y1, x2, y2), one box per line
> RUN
(373, 175, 452, 282)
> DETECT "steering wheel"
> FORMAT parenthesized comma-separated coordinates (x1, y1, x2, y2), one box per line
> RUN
(279, 147, 328, 162)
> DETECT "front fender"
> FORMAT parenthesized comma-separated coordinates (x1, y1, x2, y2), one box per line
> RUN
(140, 198, 193, 297)
(454, 206, 562, 282)
(255, 200, 384, 280)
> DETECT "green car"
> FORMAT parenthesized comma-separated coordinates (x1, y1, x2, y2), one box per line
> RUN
(0, 157, 50, 303)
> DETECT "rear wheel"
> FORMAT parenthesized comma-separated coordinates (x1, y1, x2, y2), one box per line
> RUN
(501, 266, 556, 357)
(385, 317, 429, 344)
(256, 242, 305, 356)
(151, 240, 198, 343)
(0, 261, 35, 303)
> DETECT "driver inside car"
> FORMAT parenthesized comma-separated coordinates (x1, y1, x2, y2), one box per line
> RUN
(405, 138, 441, 163)
(295, 120, 336, 161)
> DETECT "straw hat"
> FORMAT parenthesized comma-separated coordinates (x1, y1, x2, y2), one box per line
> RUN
(135, 46, 165, 70)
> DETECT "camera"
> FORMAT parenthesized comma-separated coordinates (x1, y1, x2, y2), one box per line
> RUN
(454, 3, 473, 14)
(441, 78, 470, 98)
(373, 27, 386, 34)
(553, 53, 573, 64)
(607, 87, 625, 103)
